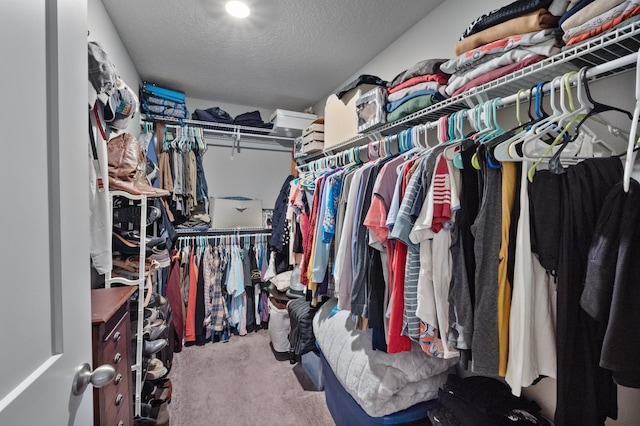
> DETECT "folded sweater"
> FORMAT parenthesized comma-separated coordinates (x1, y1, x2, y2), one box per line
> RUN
(455, 9, 559, 56)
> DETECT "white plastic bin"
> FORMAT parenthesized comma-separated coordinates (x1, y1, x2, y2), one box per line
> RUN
(268, 299, 291, 353)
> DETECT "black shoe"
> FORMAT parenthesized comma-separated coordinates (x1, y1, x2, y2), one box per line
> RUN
(117, 229, 166, 249)
(113, 199, 162, 227)
(143, 339, 168, 357)
(147, 293, 167, 308)
(134, 416, 157, 426)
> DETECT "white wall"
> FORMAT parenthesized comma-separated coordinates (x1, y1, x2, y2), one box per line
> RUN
(202, 145, 291, 208)
(87, 0, 142, 137)
(313, 0, 509, 114)
(188, 96, 292, 206)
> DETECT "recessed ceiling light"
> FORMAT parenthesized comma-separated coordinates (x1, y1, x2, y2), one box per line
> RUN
(225, 1, 250, 18)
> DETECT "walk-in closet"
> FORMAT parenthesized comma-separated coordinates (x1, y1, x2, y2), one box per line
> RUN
(3, 0, 640, 424)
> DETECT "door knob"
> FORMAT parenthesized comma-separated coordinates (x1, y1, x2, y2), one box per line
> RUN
(72, 363, 116, 395)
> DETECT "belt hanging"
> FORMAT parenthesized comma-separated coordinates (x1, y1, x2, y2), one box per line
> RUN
(89, 108, 106, 192)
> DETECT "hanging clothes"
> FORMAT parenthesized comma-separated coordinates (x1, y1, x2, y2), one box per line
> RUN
(185, 248, 198, 343)
(203, 245, 231, 337)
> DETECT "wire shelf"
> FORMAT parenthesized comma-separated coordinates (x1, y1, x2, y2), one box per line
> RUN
(306, 19, 640, 162)
(176, 227, 272, 236)
(143, 115, 296, 148)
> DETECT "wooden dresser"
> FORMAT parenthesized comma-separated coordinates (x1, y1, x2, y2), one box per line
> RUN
(91, 286, 136, 426)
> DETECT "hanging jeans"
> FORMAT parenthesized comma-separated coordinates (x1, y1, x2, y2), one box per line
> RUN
(195, 152, 208, 204)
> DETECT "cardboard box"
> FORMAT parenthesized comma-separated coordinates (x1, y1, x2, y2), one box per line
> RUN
(324, 84, 379, 149)
(270, 109, 318, 137)
(302, 118, 324, 154)
(209, 197, 263, 228)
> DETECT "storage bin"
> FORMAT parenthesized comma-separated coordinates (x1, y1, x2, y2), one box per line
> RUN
(268, 299, 291, 353)
(324, 84, 379, 149)
(209, 197, 263, 228)
(270, 109, 317, 136)
(319, 348, 437, 425)
(293, 136, 304, 158)
(301, 350, 324, 391)
(356, 86, 386, 133)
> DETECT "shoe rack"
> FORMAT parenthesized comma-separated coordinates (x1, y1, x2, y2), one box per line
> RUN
(105, 190, 148, 418)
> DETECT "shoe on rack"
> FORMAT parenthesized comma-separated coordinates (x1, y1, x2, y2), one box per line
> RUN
(141, 380, 156, 404)
(144, 307, 165, 322)
(144, 323, 167, 341)
(147, 293, 167, 308)
(115, 228, 166, 249)
(143, 338, 168, 357)
(147, 359, 168, 380)
(113, 203, 162, 227)
(151, 378, 172, 403)
(148, 246, 170, 268)
(149, 398, 170, 426)
(134, 416, 157, 426)
(132, 320, 167, 341)
(107, 133, 170, 198)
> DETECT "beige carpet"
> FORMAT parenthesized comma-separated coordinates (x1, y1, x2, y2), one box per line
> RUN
(168, 329, 335, 426)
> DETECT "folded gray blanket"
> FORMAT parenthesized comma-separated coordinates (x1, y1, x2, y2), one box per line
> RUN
(313, 299, 457, 417)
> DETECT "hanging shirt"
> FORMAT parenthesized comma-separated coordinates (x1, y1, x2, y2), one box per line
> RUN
(334, 165, 373, 310)
(364, 156, 405, 247)
(185, 249, 199, 343)
(470, 145, 502, 376)
(410, 153, 460, 360)
(311, 168, 343, 283)
(352, 161, 384, 319)
(505, 161, 556, 396)
(386, 161, 416, 353)
(497, 162, 518, 377)
(390, 159, 426, 340)
(203, 246, 231, 333)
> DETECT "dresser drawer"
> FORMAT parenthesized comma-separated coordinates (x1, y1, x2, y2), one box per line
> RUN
(97, 308, 129, 357)
(92, 287, 136, 426)
(103, 387, 132, 426)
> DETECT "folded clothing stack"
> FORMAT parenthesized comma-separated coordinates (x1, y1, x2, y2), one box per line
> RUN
(386, 58, 450, 123)
(140, 82, 189, 121)
(446, 0, 565, 97)
(192, 107, 274, 133)
(560, 0, 640, 47)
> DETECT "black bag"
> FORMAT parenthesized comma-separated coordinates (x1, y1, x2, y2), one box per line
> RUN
(287, 298, 319, 362)
(438, 374, 551, 425)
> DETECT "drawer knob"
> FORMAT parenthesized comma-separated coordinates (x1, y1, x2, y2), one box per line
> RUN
(113, 331, 121, 342)
(114, 373, 122, 385)
(113, 353, 122, 364)
(115, 394, 124, 406)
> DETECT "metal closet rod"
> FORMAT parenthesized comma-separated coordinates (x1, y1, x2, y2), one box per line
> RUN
(158, 119, 296, 142)
(300, 50, 638, 171)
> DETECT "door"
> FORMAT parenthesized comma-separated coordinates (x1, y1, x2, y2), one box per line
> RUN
(0, 1, 94, 425)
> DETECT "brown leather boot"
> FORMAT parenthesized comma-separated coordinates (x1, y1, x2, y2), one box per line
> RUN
(107, 133, 169, 197)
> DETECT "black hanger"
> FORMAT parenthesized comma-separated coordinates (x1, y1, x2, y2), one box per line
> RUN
(549, 68, 633, 174)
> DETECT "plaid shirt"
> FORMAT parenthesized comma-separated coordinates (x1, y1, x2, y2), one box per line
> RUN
(203, 246, 230, 332)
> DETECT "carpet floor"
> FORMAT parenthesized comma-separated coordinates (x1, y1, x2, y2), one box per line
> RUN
(168, 329, 335, 425)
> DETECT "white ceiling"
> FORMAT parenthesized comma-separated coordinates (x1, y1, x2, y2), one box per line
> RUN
(102, 0, 444, 111)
